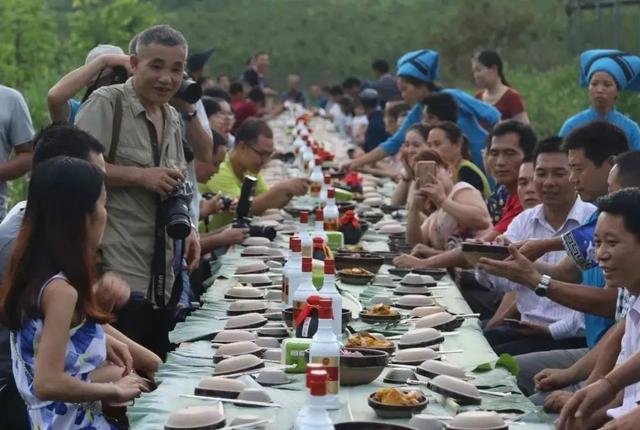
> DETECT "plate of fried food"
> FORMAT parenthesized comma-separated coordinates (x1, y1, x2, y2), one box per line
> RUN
(338, 267, 375, 285)
(368, 387, 428, 418)
(359, 303, 402, 324)
(346, 331, 395, 354)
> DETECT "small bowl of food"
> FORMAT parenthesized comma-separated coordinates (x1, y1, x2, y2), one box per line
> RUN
(346, 332, 395, 355)
(461, 242, 510, 267)
(338, 267, 375, 285)
(340, 348, 389, 386)
(388, 267, 411, 278)
(368, 387, 428, 418)
(335, 253, 384, 274)
(359, 304, 401, 324)
(412, 268, 447, 281)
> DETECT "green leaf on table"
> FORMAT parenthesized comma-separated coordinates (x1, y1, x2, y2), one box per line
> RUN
(472, 362, 493, 373)
(495, 353, 519, 376)
(472, 353, 519, 375)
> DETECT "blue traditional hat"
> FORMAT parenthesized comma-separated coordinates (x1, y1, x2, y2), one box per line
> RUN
(396, 49, 440, 83)
(580, 49, 640, 91)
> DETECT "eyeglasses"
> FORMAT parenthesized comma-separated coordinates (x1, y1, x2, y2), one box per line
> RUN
(246, 144, 274, 160)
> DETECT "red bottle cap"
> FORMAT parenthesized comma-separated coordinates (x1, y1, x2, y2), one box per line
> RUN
(309, 370, 328, 396)
(315, 209, 324, 221)
(324, 174, 331, 184)
(302, 257, 312, 272)
(300, 211, 309, 224)
(307, 295, 321, 306)
(318, 298, 333, 319)
(290, 236, 301, 252)
(315, 157, 322, 165)
(327, 187, 335, 199)
(324, 259, 335, 275)
(312, 237, 324, 246)
(306, 363, 324, 387)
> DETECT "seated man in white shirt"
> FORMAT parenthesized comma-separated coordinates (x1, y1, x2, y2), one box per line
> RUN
(477, 137, 595, 355)
(555, 188, 640, 430)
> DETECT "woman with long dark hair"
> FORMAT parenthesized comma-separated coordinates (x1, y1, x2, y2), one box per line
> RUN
(427, 121, 491, 198)
(0, 157, 141, 429)
(472, 49, 529, 124)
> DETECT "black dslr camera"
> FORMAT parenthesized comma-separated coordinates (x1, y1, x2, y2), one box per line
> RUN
(175, 73, 202, 104)
(232, 175, 276, 240)
(161, 180, 194, 240)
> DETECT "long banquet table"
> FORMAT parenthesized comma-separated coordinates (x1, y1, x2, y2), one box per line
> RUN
(127, 115, 556, 429)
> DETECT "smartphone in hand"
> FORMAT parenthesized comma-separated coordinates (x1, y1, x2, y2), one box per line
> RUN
(416, 160, 436, 188)
(503, 318, 523, 326)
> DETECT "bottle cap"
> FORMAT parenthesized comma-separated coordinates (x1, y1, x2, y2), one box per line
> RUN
(315, 209, 324, 221)
(306, 363, 324, 387)
(324, 259, 335, 275)
(290, 236, 301, 252)
(327, 187, 335, 199)
(315, 157, 322, 165)
(301, 257, 312, 272)
(309, 370, 328, 396)
(324, 174, 331, 184)
(300, 211, 309, 224)
(318, 297, 333, 319)
(312, 237, 324, 247)
(307, 295, 321, 306)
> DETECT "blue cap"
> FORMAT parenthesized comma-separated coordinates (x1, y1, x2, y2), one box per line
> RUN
(580, 49, 640, 91)
(396, 49, 440, 83)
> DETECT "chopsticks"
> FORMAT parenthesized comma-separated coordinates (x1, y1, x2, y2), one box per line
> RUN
(179, 393, 281, 408)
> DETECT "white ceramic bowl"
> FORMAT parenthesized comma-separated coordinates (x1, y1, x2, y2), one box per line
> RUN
(165, 405, 225, 429)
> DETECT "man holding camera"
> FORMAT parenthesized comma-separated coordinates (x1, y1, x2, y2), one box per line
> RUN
(203, 118, 309, 230)
(76, 25, 210, 357)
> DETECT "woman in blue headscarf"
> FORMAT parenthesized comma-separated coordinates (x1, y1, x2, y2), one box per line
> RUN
(560, 49, 640, 149)
(346, 49, 500, 171)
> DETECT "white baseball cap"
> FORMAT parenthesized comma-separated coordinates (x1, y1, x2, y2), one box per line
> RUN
(85, 44, 125, 65)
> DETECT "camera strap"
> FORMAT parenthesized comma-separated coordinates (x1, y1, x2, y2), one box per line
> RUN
(145, 119, 182, 308)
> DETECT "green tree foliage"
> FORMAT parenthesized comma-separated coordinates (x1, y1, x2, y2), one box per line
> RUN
(68, 0, 159, 59)
(0, 0, 158, 206)
(3, 0, 640, 205)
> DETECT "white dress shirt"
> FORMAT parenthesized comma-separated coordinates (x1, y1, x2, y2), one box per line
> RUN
(478, 198, 596, 339)
(608, 295, 640, 419)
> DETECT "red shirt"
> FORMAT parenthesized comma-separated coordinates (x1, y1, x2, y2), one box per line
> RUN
(494, 193, 523, 234)
(475, 87, 526, 120)
(231, 99, 260, 133)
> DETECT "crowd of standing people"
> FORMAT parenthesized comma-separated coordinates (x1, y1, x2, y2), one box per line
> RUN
(0, 21, 639, 430)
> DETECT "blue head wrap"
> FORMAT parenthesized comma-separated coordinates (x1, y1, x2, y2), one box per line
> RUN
(396, 49, 440, 83)
(580, 49, 640, 91)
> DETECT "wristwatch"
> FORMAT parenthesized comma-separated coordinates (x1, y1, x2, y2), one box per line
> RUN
(534, 274, 551, 297)
(181, 110, 197, 122)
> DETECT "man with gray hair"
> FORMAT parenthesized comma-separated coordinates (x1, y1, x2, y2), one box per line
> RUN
(76, 24, 212, 357)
